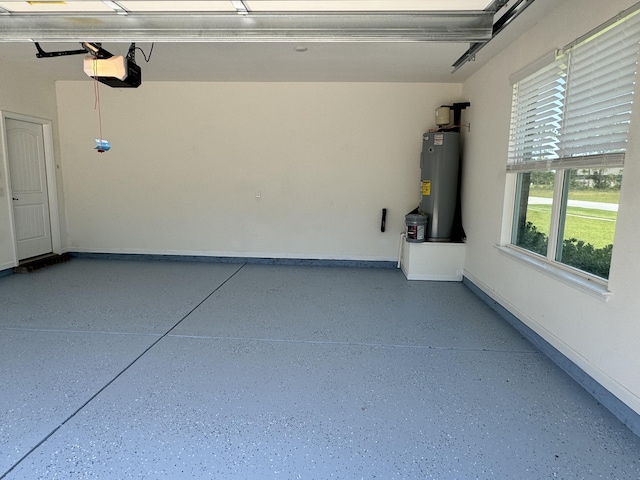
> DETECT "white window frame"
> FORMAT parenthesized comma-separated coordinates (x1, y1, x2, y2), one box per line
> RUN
(501, 6, 640, 296)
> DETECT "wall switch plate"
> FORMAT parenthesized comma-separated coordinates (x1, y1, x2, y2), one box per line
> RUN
(255, 189, 261, 198)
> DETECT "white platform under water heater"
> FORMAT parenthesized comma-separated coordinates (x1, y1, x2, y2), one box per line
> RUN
(400, 241, 466, 281)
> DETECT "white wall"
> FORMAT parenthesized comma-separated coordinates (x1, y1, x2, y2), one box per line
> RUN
(56, 81, 462, 261)
(461, 0, 640, 415)
(0, 63, 65, 271)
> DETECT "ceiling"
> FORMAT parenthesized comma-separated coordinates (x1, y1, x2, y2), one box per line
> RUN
(0, 0, 557, 83)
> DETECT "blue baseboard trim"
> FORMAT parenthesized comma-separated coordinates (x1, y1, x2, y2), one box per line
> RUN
(463, 276, 640, 438)
(0, 268, 13, 279)
(68, 252, 397, 269)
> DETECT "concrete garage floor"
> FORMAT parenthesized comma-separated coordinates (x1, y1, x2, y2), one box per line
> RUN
(0, 258, 638, 479)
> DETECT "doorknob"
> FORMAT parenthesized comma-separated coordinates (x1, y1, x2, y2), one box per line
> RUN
(12, 197, 18, 201)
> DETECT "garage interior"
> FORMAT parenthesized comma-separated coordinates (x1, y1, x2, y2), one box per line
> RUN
(1, 0, 640, 478)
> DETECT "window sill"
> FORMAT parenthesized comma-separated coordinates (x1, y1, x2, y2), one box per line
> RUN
(495, 245, 612, 302)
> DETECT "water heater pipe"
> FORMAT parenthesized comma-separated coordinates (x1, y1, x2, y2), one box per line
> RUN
(397, 232, 406, 268)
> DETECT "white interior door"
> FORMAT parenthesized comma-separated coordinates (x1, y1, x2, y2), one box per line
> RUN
(6, 118, 53, 261)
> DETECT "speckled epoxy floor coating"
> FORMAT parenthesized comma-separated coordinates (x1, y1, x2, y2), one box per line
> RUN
(0, 259, 638, 479)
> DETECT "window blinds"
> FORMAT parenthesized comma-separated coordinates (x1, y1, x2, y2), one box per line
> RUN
(507, 8, 640, 171)
(508, 58, 565, 165)
(561, 11, 640, 161)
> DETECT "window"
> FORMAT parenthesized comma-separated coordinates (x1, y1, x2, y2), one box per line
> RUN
(506, 8, 640, 281)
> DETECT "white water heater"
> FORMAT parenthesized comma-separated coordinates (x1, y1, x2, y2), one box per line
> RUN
(419, 131, 460, 241)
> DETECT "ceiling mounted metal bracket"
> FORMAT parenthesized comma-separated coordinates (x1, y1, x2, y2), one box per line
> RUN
(0, 11, 494, 43)
(451, 0, 536, 73)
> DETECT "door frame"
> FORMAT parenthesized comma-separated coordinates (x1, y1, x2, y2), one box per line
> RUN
(1, 111, 61, 266)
